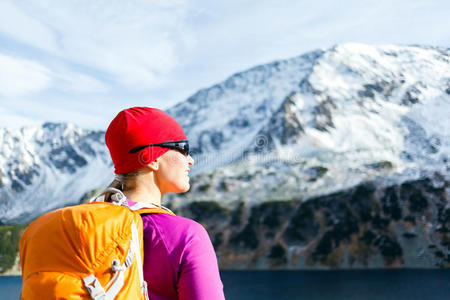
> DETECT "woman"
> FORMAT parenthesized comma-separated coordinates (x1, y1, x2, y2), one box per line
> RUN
(104, 106, 225, 300)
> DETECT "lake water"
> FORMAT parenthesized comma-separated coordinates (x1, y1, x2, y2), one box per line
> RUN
(1, 269, 449, 299)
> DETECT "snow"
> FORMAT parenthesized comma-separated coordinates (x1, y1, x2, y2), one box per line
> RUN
(0, 123, 113, 223)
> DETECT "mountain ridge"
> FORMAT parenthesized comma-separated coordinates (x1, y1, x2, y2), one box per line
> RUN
(0, 42, 448, 235)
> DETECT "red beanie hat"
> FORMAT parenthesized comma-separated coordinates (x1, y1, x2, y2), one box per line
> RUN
(105, 107, 187, 174)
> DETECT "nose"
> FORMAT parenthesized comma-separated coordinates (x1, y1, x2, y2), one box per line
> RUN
(187, 154, 194, 166)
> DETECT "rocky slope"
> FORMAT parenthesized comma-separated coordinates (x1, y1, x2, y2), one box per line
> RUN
(179, 174, 449, 269)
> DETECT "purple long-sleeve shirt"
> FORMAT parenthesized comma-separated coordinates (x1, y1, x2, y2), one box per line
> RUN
(141, 213, 225, 300)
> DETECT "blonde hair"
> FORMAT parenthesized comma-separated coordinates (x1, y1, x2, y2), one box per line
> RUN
(103, 169, 143, 202)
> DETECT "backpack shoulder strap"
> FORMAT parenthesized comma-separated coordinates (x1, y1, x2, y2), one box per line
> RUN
(128, 202, 176, 216)
(137, 207, 175, 216)
(92, 187, 175, 216)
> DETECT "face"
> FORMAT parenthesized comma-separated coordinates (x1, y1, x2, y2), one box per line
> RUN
(154, 149, 194, 194)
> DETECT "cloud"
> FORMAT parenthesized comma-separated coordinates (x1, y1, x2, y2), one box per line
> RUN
(0, 97, 118, 130)
(52, 67, 109, 94)
(0, 106, 39, 129)
(0, 53, 51, 97)
(0, 1, 60, 54)
(0, 0, 197, 89)
(0, 0, 449, 130)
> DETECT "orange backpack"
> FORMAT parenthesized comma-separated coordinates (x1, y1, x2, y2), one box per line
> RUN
(19, 188, 174, 300)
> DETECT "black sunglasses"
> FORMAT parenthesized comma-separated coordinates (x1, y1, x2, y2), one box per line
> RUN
(129, 140, 189, 156)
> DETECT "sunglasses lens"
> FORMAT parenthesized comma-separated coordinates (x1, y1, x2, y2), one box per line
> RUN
(178, 141, 189, 155)
(129, 140, 189, 155)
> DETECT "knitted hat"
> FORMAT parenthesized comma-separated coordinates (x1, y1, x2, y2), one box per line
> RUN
(105, 107, 187, 174)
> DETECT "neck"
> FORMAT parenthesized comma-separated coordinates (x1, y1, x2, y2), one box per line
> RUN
(122, 170, 163, 206)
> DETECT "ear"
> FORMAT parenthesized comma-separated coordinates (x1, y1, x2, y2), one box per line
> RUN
(147, 159, 159, 171)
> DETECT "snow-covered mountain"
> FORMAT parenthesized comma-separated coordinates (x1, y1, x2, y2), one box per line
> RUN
(166, 43, 450, 208)
(0, 123, 113, 223)
(1, 43, 449, 227)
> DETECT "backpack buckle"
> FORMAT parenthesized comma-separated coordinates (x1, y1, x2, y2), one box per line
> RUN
(111, 192, 127, 206)
(111, 259, 126, 272)
(83, 274, 106, 299)
(124, 246, 134, 268)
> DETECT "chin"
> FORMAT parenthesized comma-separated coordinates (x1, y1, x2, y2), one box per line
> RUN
(180, 183, 190, 193)
(172, 183, 190, 193)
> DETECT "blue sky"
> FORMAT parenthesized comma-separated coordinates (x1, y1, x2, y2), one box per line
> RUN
(0, 0, 449, 130)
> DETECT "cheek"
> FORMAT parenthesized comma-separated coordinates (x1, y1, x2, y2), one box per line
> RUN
(163, 167, 190, 193)
(165, 154, 186, 173)
(159, 153, 189, 191)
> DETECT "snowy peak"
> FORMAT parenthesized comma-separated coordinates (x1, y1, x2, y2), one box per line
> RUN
(0, 123, 112, 224)
(169, 43, 450, 175)
(309, 43, 450, 107)
(166, 43, 449, 207)
(167, 50, 322, 164)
